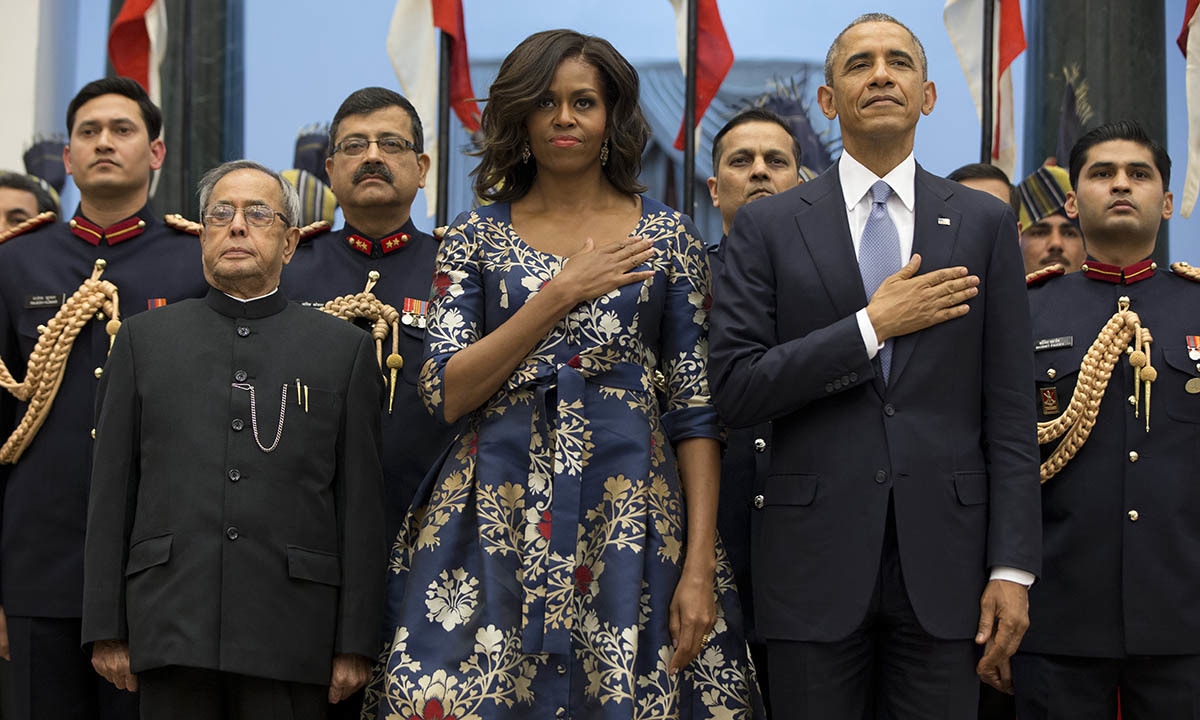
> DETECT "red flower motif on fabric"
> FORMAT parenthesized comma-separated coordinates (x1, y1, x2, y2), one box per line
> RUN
(431, 272, 452, 299)
(567, 355, 582, 369)
(468, 435, 478, 456)
(411, 699, 456, 720)
(538, 510, 552, 539)
(574, 564, 593, 594)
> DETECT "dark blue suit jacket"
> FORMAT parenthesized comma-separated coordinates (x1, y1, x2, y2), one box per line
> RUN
(708, 163, 1041, 642)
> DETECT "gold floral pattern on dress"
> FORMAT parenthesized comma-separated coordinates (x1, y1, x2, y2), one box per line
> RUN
(369, 199, 764, 719)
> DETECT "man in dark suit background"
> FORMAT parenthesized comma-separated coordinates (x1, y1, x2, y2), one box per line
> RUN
(708, 13, 1041, 719)
(82, 160, 386, 720)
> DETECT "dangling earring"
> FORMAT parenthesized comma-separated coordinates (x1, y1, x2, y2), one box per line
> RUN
(599, 139, 610, 166)
(521, 142, 531, 164)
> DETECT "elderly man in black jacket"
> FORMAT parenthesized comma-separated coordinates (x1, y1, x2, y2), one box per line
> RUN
(82, 160, 386, 720)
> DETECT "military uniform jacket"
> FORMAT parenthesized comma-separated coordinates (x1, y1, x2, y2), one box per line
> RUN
(1025, 265, 1200, 657)
(282, 220, 459, 533)
(81, 289, 386, 685)
(0, 207, 206, 617)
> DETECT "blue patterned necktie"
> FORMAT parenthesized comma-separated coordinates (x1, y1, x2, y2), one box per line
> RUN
(859, 180, 901, 383)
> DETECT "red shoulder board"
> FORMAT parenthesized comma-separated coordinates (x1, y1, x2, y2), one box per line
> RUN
(0, 211, 56, 245)
(1171, 261, 1200, 283)
(299, 220, 332, 242)
(1026, 264, 1066, 287)
(163, 213, 202, 236)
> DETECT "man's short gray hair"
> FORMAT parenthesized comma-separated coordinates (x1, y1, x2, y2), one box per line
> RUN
(823, 12, 928, 86)
(197, 160, 301, 227)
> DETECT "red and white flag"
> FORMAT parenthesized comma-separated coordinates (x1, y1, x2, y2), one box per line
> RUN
(1179, 0, 1200, 217)
(944, 0, 1025, 179)
(387, 0, 481, 217)
(107, 0, 168, 107)
(668, 0, 734, 151)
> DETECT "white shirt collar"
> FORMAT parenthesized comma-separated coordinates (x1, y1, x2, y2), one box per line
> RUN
(838, 151, 917, 213)
(223, 287, 279, 303)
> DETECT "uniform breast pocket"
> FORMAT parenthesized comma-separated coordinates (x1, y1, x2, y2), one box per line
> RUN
(1034, 346, 1085, 420)
(1160, 348, 1200, 423)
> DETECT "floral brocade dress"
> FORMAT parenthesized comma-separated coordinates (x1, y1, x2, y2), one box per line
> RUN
(363, 197, 764, 720)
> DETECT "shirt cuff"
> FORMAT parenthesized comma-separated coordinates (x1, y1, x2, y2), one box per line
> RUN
(989, 566, 1035, 587)
(855, 308, 882, 360)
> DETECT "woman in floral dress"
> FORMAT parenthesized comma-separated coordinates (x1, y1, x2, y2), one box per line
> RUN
(364, 29, 763, 720)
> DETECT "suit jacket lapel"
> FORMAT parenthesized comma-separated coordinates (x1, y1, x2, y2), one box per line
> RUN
(793, 166, 867, 320)
(889, 165, 962, 385)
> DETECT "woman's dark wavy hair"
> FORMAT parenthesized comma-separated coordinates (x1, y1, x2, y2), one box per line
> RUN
(472, 29, 650, 203)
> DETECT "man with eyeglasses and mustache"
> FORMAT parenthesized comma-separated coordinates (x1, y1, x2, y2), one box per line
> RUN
(280, 87, 459, 717)
(0, 77, 206, 720)
(83, 159, 386, 720)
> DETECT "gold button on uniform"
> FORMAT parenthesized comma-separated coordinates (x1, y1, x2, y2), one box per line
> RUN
(93, 367, 103, 378)
(1128, 451, 1139, 462)
(1047, 368, 1057, 379)
(1128, 510, 1139, 522)
(1129, 395, 1137, 406)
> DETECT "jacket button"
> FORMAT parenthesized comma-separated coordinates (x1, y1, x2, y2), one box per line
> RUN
(833, 379, 843, 390)
(228, 468, 241, 482)
(752, 494, 765, 509)
(237, 326, 250, 337)
(94, 366, 104, 378)
(90, 428, 96, 439)
(825, 383, 834, 393)
(1047, 368, 1057, 379)
(1128, 451, 1139, 463)
(883, 404, 896, 417)
(231, 419, 245, 431)
(1128, 395, 1137, 406)
(753, 438, 766, 453)
(1128, 510, 1139, 522)
(234, 370, 247, 382)
(226, 526, 239, 540)
(849, 372, 858, 382)
(875, 469, 888, 484)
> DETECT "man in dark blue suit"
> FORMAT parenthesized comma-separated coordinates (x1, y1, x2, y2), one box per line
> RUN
(708, 13, 1041, 719)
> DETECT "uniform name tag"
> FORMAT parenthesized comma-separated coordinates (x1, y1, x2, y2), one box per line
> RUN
(24, 293, 66, 309)
(1035, 336, 1073, 351)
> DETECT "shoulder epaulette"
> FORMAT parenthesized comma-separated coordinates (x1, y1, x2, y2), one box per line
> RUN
(1170, 261, 1200, 283)
(163, 213, 202, 236)
(299, 220, 332, 242)
(1026, 264, 1066, 287)
(0, 211, 56, 245)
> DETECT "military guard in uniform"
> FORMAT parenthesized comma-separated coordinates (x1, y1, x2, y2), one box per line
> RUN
(1013, 120, 1200, 719)
(282, 87, 459, 539)
(0, 78, 207, 720)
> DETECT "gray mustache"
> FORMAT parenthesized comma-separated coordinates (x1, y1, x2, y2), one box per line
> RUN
(353, 162, 394, 184)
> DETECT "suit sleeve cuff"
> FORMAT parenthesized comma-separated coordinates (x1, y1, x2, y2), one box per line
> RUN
(989, 566, 1035, 587)
(856, 308, 881, 360)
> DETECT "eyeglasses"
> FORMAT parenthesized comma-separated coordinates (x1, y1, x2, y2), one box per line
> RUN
(203, 204, 288, 227)
(331, 137, 417, 156)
